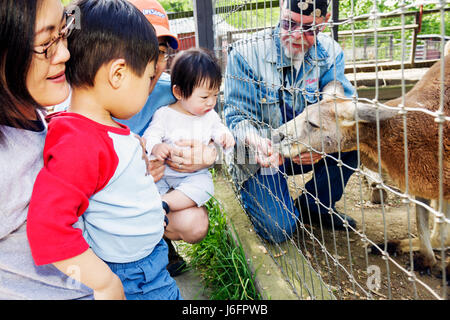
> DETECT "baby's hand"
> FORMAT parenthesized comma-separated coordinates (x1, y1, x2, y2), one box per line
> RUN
(152, 143, 172, 161)
(219, 133, 235, 150)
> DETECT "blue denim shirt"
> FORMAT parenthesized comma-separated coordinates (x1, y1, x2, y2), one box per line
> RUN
(223, 26, 355, 184)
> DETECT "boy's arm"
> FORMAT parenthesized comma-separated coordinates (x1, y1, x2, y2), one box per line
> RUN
(53, 249, 125, 300)
(210, 111, 233, 142)
(27, 118, 123, 298)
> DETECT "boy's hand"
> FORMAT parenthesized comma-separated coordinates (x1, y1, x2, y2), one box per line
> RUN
(245, 134, 283, 168)
(218, 133, 235, 150)
(152, 143, 173, 162)
(94, 274, 126, 300)
(52, 249, 126, 301)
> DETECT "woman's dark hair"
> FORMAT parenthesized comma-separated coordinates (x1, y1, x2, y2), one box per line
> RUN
(0, 0, 44, 140)
(66, 0, 159, 88)
(171, 47, 222, 99)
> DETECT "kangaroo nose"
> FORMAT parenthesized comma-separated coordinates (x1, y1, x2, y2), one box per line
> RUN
(272, 131, 285, 144)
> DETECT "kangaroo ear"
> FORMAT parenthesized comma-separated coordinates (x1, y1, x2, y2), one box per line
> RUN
(334, 100, 357, 127)
(355, 102, 398, 122)
(322, 81, 346, 101)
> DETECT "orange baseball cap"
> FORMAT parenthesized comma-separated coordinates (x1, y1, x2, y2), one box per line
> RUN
(128, 0, 179, 49)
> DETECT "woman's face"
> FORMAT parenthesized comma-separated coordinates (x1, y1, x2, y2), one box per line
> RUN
(26, 0, 71, 107)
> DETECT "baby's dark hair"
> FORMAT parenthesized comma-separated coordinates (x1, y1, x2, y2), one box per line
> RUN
(66, 0, 158, 88)
(171, 48, 222, 99)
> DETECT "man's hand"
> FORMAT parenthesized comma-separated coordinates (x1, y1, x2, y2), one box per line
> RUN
(166, 139, 217, 173)
(246, 134, 283, 168)
(292, 152, 322, 165)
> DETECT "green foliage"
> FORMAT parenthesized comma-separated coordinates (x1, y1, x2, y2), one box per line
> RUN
(218, 1, 448, 36)
(159, 0, 192, 13)
(183, 197, 261, 300)
(338, 0, 450, 36)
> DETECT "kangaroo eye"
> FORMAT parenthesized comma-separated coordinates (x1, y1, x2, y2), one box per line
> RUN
(307, 121, 320, 129)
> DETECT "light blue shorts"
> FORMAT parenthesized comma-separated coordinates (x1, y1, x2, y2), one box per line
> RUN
(105, 238, 182, 300)
(156, 171, 214, 206)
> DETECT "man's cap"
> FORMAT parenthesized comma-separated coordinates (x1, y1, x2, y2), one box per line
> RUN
(285, 0, 329, 17)
(128, 0, 179, 49)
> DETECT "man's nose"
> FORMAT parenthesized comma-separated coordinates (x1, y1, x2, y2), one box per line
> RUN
(289, 29, 304, 40)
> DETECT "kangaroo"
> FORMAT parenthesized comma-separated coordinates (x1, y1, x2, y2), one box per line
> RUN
(273, 56, 449, 277)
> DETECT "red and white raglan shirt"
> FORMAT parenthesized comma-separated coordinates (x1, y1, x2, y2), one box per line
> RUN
(27, 112, 164, 265)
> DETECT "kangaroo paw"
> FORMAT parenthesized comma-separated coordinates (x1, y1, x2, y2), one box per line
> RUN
(409, 252, 436, 276)
(433, 262, 450, 286)
(370, 187, 388, 204)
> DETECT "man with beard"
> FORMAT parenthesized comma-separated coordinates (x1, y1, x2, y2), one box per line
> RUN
(223, 0, 358, 243)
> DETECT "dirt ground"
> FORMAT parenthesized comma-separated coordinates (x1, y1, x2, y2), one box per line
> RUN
(288, 172, 449, 300)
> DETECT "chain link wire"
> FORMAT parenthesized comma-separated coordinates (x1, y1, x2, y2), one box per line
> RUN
(167, 0, 449, 300)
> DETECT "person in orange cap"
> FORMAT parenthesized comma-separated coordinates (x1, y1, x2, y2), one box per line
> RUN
(123, 0, 217, 277)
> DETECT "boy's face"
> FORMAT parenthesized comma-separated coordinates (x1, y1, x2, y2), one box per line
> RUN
(177, 82, 219, 117)
(114, 61, 156, 120)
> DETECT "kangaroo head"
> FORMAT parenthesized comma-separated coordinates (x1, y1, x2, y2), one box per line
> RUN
(273, 81, 397, 158)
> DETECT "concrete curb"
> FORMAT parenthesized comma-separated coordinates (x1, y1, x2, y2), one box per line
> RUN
(213, 171, 335, 300)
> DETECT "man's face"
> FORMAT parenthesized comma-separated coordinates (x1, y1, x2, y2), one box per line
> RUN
(279, 3, 327, 59)
(148, 37, 170, 94)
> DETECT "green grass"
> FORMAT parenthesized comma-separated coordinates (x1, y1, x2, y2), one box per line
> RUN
(182, 195, 261, 300)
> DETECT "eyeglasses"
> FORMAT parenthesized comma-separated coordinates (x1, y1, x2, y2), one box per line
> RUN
(158, 50, 169, 62)
(33, 12, 76, 59)
(280, 19, 319, 35)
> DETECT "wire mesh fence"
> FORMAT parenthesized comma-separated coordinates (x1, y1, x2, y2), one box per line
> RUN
(198, 0, 450, 300)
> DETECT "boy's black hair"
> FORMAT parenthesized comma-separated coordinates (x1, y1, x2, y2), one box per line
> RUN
(66, 0, 159, 88)
(171, 48, 222, 99)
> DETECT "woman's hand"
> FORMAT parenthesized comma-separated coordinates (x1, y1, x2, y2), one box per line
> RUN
(152, 143, 173, 162)
(166, 139, 217, 173)
(147, 159, 165, 182)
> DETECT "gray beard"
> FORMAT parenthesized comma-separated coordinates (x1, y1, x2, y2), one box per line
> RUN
(283, 48, 305, 70)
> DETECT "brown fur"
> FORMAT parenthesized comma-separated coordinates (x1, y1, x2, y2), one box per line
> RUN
(354, 57, 450, 200)
(275, 56, 450, 276)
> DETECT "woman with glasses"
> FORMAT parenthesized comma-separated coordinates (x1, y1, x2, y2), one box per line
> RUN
(0, 0, 92, 299)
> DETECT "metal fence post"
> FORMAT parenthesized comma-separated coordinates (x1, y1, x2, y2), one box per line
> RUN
(193, 0, 215, 52)
(332, 0, 339, 42)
